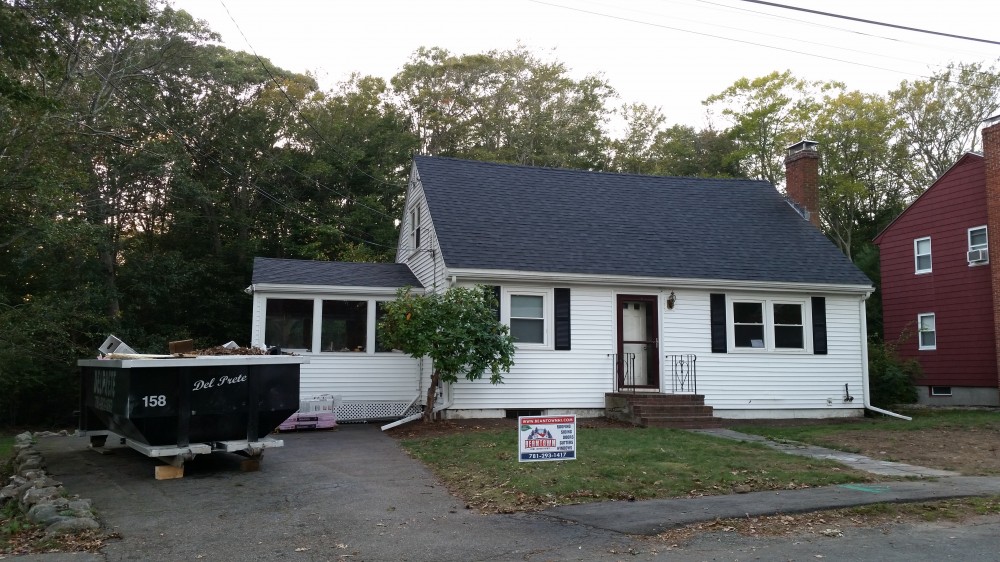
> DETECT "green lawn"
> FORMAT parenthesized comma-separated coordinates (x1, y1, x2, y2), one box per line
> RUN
(399, 426, 877, 512)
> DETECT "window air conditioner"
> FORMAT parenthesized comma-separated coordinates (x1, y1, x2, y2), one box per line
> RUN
(968, 249, 988, 263)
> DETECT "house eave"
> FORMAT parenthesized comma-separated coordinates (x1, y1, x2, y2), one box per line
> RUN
(446, 268, 874, 296)
(248, 283, 423, 296)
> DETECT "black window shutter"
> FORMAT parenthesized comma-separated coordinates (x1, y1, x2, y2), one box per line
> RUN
(554, 288, 571, 350)
(710, 293, 727, 353)
(812, 296, 828, 355)
(492, 286, 501, 322)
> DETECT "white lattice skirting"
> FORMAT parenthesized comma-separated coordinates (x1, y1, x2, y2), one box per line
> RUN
(337, 400, 423, 422)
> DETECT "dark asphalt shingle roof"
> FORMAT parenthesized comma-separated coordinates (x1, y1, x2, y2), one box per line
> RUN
(252, 258, 422, 288)
(415, 156, 871, 286)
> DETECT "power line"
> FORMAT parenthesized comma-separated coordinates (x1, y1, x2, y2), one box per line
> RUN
(530, 0, 997, 90)
(737, 0, 1000, 47)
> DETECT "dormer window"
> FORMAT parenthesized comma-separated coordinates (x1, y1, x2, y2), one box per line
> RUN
(410, 206, 421, 251)
(968, 226, 988, 265)
(914, 237, 931, 274)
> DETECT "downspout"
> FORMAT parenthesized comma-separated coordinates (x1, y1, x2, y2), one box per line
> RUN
(859, 296, 912, 420)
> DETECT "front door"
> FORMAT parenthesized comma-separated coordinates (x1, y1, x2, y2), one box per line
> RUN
(617, 295, 659, 389)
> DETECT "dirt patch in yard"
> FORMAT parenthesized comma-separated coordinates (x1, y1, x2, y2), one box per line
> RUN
(804, 427, 1000, 475)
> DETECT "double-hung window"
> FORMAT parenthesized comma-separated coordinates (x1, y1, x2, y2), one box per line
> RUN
(509, 294, 546, 345)
(914, 237, 932, 274)
(918, 313, 936, 350)
(772, 303, 805, 349)
(732, 301, 765, 349)
(729, 298, 807, 352)
(968, 226, 988, 264)
(409, 206, 421, 251)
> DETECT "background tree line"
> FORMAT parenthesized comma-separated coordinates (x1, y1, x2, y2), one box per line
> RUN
(1, 0, 997, 424)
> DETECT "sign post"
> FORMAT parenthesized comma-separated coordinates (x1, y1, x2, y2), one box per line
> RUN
(517, 415, 576, 462)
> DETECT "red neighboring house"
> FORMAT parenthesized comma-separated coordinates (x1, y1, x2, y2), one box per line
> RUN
(873, 118, 999, 406)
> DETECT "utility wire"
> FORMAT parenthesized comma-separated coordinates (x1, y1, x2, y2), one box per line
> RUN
(531, 0, 998, 90)
(738, 0, 1000, 47)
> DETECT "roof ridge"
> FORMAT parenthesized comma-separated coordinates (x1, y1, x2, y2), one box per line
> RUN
(414, 155, 771, 186)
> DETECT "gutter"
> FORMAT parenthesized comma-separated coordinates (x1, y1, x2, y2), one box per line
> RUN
(859, 297, 911, 420)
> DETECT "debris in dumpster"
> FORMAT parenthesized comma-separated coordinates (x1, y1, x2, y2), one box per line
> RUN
(184, 345, 267, 356)
(168, 339, 194, 354)
(98, 335, 137, 357)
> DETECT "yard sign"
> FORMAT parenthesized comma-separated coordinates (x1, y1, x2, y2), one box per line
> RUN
(518, 415, 576, 462)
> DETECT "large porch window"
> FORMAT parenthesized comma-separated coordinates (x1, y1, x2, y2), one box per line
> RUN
(265, 299, 314, 350)
(262, 296, 399, 354)
(321, 300, 367, 352)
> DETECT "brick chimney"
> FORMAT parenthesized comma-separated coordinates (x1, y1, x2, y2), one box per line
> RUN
(983, 115, 1000, 393)
(784, 140, 821, 228)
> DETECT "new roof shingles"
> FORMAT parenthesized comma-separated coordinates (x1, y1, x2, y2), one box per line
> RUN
(253, 258, 422, 288)
(415, 156, 871, 286)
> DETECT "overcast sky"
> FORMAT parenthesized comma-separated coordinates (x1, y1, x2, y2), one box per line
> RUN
(169, 0, 1000, 127)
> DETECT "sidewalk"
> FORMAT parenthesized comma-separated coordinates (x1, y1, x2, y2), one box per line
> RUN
(543, 427, 999, 535)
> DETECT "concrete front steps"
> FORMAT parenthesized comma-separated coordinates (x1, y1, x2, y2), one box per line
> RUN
(605, 392, 723, 429)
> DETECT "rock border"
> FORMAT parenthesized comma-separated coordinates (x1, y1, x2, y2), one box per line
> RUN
(1, 431, 100, 536)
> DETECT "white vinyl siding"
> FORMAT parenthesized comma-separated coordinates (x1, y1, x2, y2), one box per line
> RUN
(914, 237, 932, 274)
(665, 291, 865, 415)
(397, 172, 445, 292)
(451, 285, 612, 410)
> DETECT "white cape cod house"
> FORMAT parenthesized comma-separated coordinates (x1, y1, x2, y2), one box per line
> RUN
(248, 144, 875, 424)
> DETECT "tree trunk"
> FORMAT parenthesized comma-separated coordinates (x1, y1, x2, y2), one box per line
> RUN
(423, 368, 441, 423)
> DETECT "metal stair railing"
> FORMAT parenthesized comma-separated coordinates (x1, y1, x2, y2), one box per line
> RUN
(667, 354, 697, 394)
(608, 352, 636, 393)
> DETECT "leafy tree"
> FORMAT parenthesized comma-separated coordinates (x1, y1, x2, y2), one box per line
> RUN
(704, 71, 837, 185)
(890, 62, 1000, 193)
(648, 124, 740, 178)
(391, 46, 615, 169)
(813, 90, 912, 260)
(612, 102, 666, 174)
(378, 286, 516, 422)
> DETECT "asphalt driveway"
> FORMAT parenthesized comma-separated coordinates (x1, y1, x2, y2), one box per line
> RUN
(34, 425, 645, 562)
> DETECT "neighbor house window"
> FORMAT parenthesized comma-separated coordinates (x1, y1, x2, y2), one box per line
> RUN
(265, 299, 314, 350)
(914, 237, 932, 273)
(730, 298, 807, 352)
(918, 313, 936, 350)
(321, 300, 367, 352)
(968, 226, 988, 264)
(930, 386, 952, 396)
